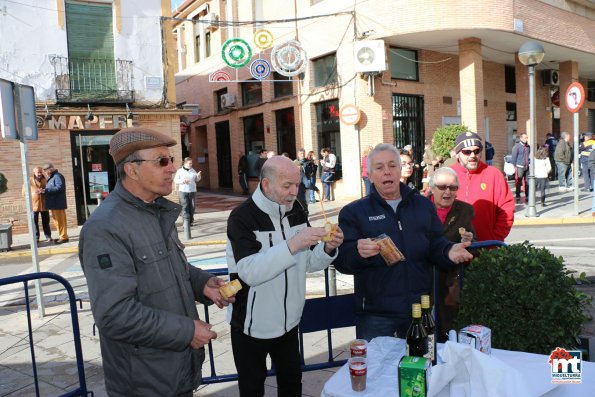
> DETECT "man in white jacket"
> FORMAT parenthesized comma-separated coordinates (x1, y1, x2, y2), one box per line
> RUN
(174, 157, 201, 225)
(226, 156, 344, 397)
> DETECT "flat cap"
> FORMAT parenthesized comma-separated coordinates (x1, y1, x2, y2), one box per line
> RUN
(454, 131, 484, 154)
(109, 127, 176, 165)
(584, 131, 593, 137)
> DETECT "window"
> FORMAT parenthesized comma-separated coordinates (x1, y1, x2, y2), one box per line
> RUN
(506, 102, 517, 121)
(215, 88, 228, 113)
(273, 72, 293, 98)
(588, 81, 595, 102)
(276, 108, 296, 159)
(65, 1, 116, 98)
(390, 48, 418, 81)
(505, 65, 516, 94)
(242, 80, 262, 106)
(315, 100, 342, 180)
(243, 114, 265, 177)
(313, 53, 337, 87)
(195, 33, 201, 63)
(205, 32, 211, 58)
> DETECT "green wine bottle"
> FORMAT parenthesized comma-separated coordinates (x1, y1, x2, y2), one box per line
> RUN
(406, 303, 428, 358)
(421, 295, 437, 365)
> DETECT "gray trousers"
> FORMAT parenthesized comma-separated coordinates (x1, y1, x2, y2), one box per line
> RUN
(178, 191, 196, 222)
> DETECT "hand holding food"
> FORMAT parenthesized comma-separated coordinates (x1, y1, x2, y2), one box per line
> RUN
(458, 227, 473, 243)
(219, 279, 242, 299)
(322, 222, 337, 242)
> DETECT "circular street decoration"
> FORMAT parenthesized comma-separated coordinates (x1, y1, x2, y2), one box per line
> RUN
(271, 40, 307, 77)
(36, 115, 45, 128)
(222, 38, 252, 68)
(565, 82, 585, 113)
(254, 29, 274, 50)
(208, 70, 232, 82)
(339, 104, 361, 125)
(250, 59, 271, 80)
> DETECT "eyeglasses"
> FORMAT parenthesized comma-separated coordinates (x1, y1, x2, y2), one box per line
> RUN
(132, 156, 174, 167)
(461, 149, 481, 156)
(434, 185, 459, 191)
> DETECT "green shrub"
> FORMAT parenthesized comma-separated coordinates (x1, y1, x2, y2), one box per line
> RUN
(455, 242, 591, 355)
(0, 172, 7, 194)
(431, 124, 469, 159)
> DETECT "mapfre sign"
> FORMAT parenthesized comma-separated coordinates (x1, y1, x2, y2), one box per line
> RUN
(44, 115, 133, 130)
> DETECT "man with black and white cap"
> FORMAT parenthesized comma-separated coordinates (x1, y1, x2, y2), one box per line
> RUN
(79, 127, 234, 396)
(450, 131, 515, 241)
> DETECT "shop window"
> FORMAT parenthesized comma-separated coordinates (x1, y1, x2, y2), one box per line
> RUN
(215, 88, 228, 113)
(505, 65, 516, 94)
(273, 72, 293, 98)
(242, 80, 262, 106)
(313, 53, 337, 87)
(276, 108, 296, 159)
(315, 100, 342, 179)
(243, 114, 265, 177)
(390, 48, 418, 81)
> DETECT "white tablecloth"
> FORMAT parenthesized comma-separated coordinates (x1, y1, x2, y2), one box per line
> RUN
(321, 337, 595, 397)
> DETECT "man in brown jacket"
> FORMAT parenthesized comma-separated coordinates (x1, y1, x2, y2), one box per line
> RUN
(23, 167, 52, 242)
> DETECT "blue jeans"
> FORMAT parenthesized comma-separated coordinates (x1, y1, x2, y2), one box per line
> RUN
(322, 172, 334, 200)
(308, 175, 317, 202)
(356, 314, 411, 341)
(362, 177, 371, 196)
(556, 162, 572, 188)
(592, 180, 595, 213)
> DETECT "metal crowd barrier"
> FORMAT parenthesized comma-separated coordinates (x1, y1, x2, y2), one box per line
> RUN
(201, 267, 354, 384)
(0, 272, 92, 397)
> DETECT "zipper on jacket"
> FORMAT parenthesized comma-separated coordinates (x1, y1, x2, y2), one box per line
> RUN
(398, 221, 402, 231)
(269, 233, 273, 247)
(248, 291, 256, 336)
(279, 207, 288, 332)
(362, 296, 366, 311)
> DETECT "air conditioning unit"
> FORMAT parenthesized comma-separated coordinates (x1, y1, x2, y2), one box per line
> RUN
(204, 12, 219, 31)
(353, 40, 387, 73)
(542, 70, 560, 86)
(221, 93, 236, 108)
(182, 104, 200, 115)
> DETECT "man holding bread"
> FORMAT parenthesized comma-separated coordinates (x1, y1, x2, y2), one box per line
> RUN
(334, 143, 473, 341)
(80, 127, 234, 396)
(226, 155, 344, 397)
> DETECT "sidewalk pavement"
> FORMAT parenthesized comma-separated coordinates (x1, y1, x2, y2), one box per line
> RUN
(2, 182, 595, 258)
(1, 185, 595, 396)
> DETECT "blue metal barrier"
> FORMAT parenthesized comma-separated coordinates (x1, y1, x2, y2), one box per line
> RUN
(201, 267, 352, 384)
(0, 272, 92, 397)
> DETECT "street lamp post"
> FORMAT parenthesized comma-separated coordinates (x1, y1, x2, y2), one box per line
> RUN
(518, 41, 545, 218)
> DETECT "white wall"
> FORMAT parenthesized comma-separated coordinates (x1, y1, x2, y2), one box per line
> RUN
(0, 0, 166, 104)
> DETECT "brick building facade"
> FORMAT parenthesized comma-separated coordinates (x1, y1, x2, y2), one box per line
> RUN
(173, 0, 595, 199)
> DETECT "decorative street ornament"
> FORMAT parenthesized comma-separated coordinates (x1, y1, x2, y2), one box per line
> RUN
(208, 70, 232, 82)
(271, 40, 307, 77)
(249, 59, 271, 80)
(222, 38, 252, 68)
(253, 29, 274, 50)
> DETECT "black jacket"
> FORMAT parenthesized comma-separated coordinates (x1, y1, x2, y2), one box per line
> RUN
(334, 184, 455, 319)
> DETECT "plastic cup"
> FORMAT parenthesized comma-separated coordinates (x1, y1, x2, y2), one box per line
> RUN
(349, 356, 367, 391)
(350, 339, 367, 358)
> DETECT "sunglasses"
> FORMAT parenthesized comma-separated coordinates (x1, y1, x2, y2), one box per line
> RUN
(461, 149, 482, 156)
(133, 156, 175, 167)
(434, 185, 459, 191)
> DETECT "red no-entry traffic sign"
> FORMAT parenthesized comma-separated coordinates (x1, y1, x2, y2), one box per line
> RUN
(565, 82, 585, 113)
(339, 104, 361, 125)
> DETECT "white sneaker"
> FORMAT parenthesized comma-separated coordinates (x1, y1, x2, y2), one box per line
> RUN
(559, 187, 567, 192)
(567, 186, 574, 191)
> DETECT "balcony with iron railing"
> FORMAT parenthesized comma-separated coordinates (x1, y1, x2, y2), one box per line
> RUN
(50, 55, 134, 104)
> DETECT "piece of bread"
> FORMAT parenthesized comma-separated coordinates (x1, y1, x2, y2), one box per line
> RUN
(322, 222, 337, 242)
(219, 279, 242, 299)
(459, 227, 466, 236)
